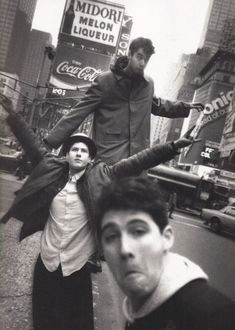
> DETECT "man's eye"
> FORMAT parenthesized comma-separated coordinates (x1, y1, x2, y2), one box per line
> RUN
(104, 233, 119, 243)
(132, 228, 146, 236)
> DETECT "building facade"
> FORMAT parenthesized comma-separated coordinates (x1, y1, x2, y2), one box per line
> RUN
(0, 0, 37, 76)
(179, 50, 235, 170)
(201, 0, 235, 56)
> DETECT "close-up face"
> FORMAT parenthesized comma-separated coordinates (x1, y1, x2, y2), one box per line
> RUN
(101, 209, 173, 303)
(128, 48, 151, 76)
(66, 142, 91, 172)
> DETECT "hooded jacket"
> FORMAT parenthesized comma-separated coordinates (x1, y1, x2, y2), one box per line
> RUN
(124, 253, 235, 330)
(45, 56, 191, 165)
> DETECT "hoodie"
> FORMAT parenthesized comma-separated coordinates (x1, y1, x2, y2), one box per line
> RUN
(123, 252, 208, 323)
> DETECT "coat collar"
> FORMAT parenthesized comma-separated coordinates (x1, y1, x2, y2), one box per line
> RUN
(113, 71, 150, 84)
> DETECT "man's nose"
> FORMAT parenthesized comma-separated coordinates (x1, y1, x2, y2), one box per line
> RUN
(120, 234, 134, 259)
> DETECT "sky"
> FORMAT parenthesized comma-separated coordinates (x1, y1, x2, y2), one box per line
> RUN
(32, 0, 210, 94)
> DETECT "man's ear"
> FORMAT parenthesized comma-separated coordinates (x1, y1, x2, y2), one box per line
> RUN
(162, 225, 174, 252)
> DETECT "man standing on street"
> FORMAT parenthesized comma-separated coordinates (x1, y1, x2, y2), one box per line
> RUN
(0, 94, 199, 330)
(45, 37, 204, 164)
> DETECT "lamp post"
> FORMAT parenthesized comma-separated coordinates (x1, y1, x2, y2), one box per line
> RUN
(28, 45, 55, 127)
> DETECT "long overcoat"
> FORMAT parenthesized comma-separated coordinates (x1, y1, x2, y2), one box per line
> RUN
(46, 57, 190, 164)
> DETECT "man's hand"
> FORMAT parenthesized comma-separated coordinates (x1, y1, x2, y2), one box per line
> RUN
(189, 102, 204, 112)
(174, 125, 201, 149)
(0, 94, 15, 115)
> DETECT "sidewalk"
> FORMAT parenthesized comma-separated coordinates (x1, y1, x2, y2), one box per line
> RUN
(0, 172, 124, 330)
(0, 172, 40, 329)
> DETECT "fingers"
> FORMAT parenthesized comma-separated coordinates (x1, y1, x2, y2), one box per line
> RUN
(190, 102, 204, 112)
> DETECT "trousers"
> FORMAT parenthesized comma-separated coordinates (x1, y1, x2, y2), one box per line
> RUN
(32, 255, 94, 330)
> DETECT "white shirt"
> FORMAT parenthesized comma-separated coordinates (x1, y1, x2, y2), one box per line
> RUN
(40, 171, 96, 276)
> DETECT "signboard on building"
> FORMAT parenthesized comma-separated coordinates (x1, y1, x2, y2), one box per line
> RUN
(185, 88, 234, 148)
(219, 86, 235, 158)
(50, 43, 112, 89)
(200, 146, 217, 159)
(38, 44, 112, 133)
(115, 15, 133, 58)
(60, 0, 125, 52)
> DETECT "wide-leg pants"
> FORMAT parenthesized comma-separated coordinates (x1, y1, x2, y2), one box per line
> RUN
(32, 255, 94, 330)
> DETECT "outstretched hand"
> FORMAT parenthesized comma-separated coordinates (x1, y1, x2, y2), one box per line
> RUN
(189, 102, 204, 112)
(174, 125, 201, 149)
(0, 94, 15, 115)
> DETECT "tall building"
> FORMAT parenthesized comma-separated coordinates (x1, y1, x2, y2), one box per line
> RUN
(18, 29, 53, 126)
(171, 0, 235, 160)
(219, 84, 235, 171)
(219, 18, 235, 53)
(201, 0, 235, 56)
(20, 29, 53, 102)
(151, 49, 210, 148)
(179, 49, 235, 170)
(151, 62, 179, 144)
(0, 0, 37, 76)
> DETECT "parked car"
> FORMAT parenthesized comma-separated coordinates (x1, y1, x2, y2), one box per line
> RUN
(200, 205, 235, 234)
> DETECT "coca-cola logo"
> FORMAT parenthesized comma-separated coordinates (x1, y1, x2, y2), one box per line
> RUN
(56, 61, 103, 81)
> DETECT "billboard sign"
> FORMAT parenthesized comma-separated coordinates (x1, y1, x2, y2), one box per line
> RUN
(115, 15, 133, 58)
(188, 89, 234, 142)
(50, 43, 112, 89)
(60, 0, 125, 51)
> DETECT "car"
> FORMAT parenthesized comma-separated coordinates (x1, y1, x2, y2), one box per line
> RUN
(200, 205, 235, 234)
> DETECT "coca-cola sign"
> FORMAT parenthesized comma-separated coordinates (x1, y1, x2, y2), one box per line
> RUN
(50, 43, 112, 88)
(56, 61, 102, 82)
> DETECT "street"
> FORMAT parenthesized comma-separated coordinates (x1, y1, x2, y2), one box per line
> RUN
(0, 172, 235, 329)
(171, 214, 235, 301)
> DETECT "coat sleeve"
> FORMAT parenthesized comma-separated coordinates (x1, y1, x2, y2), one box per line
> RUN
(109, 142, 178, 177)
(45, 78, 103, 149)
(151, 96, 191, 118)
(6, 114, 47, 168)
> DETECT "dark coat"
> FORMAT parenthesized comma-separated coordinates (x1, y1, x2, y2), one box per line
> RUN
(125, 279, 235, 330)
(1, 113, 178, 243)
(46, 57, 191, 164)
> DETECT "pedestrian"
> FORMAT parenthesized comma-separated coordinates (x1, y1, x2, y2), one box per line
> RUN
(44, 37, 204, 164)
(168, 191, 177, 219)
(0, 94, 199, 330)
(96, 176, 235, 330)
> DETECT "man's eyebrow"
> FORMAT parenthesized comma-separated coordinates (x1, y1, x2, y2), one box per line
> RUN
(101, 223, 117, 234)
(101, 218, 149, 234)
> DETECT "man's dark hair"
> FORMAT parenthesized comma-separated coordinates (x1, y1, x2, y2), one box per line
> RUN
(129, 37, 155, 57)
(96, 177, 168, 240)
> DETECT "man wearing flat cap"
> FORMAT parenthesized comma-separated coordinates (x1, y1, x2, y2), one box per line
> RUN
(0, 95, 199, 330)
